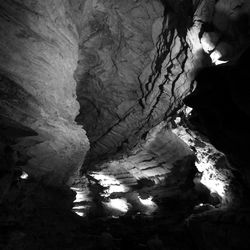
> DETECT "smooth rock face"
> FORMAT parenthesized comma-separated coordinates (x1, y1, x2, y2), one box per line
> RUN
(0, 0, 89, 185)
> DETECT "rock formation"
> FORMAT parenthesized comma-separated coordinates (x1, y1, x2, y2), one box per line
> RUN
(1, 0, 250, 186)
(0, 0, 89, 185)
(74, 0, 203, 168)
(1, 0, 250, 249)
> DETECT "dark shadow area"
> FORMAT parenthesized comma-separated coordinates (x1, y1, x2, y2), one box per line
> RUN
(183, 46, 250, 250)
(184, 46, 250, 185)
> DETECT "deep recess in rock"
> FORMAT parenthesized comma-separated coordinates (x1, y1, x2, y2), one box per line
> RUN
(1, 0, 250, 250)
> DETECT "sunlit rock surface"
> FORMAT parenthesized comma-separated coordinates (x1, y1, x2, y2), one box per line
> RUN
(0, 0, 89, 185)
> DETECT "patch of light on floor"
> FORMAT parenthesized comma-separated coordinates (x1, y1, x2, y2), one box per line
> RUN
(214, 59, 229, 65)
(75, 211, 84, 217)
(90, 172, 129, 196)
(103, 198, 130, 214)
(73, 206, 85, 210)
(70, 187, 90, 217)
(71, 188, 88, 203)
(138, 195, 158, 214)
(20, 171, 29, 179)
(138, 195, 154, 206)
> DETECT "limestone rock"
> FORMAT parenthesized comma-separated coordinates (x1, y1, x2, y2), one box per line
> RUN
(75, 0, 207, 168)
(0, 0, 89, 185)
(1, 0, 250, 185)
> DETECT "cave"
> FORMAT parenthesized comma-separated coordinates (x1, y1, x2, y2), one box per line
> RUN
(1, 0, 250, 249)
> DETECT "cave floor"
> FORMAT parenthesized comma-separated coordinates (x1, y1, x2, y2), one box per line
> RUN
(1, 176, 250, 250)
(0, 176, 200, 250)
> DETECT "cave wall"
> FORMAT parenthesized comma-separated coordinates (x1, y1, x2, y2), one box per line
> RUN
(0, 0, 89, 185)
(73, 0, 210, 168)
(75, 0, 250, 168)
(1, 0, 250, 184)
(91, 123, 194, 188)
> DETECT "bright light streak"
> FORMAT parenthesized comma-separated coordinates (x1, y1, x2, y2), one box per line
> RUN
(201, 38, 229, 65)
(73, 206, 85, 210)
(185, 106, 193, 116)
(75, 211, 84, 217)
(200, 169, 226, 198)
(174, 117, 181, 124)
(70, 187, 90, 217)
(195, 160, 212, 173)
(195, 156, 226, 198)
(138, 195, 158, 215)
(74, 191, 88, 203)
(210, 50, 228, 65)
(214, 59, 229, 65)
(109, 184, 127, 194)
(138, 196, 155, 206)
(90, 173, 129, 196)
(103, 198, 129, 213)
(20, 171, 28, 179)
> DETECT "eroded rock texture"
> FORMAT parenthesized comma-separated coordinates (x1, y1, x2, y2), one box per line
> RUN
(185, 47, 250, 191)
(1, 0, 250, 184)
(0, 0, 89, 185)
(72, 0, 250, 169)
(74, 0, 207, 168)
(91, 123, 195, 191)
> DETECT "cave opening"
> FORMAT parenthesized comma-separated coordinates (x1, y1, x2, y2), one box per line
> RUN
(1, 0, 250, 249)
